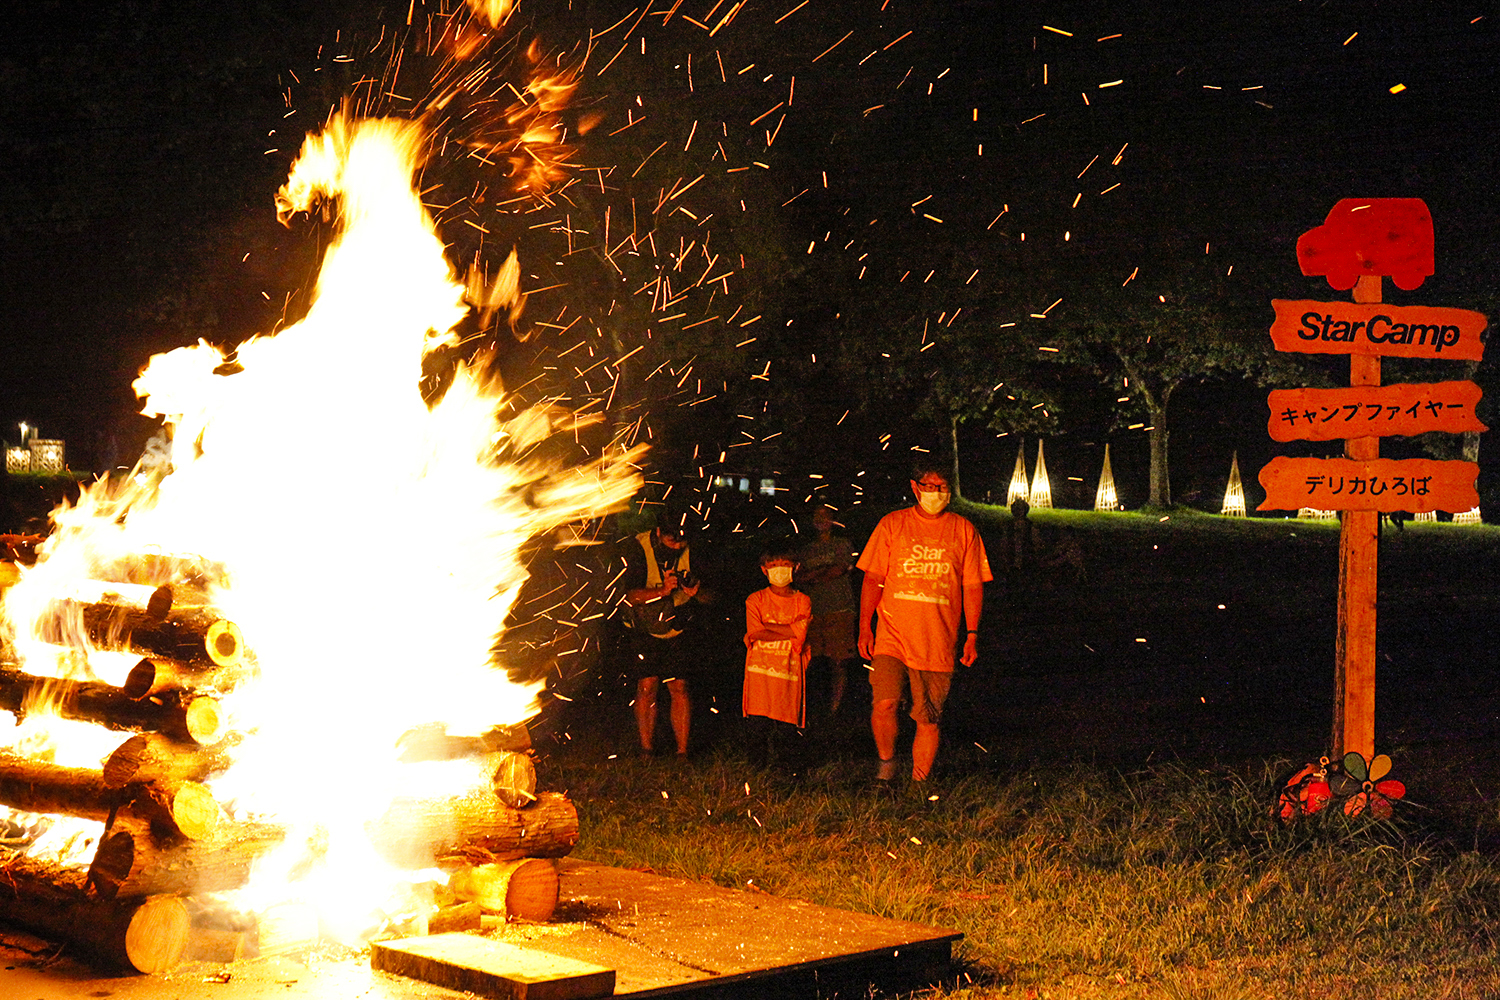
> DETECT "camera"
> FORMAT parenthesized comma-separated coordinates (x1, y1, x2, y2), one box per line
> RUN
(676, 571, 698, 589)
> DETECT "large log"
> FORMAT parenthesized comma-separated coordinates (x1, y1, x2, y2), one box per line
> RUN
(0, 752, 218, 841)
(396, 722, 532, 762)
(38, 598, 244, 669)
(0, 852, 190, 973)
(87, 818, 285, 899)
(0, 666, 222, 744)
(121, 656, 250, 699)
(102, 731, 238, 789)
(447, 858, 558, 922)
(370, 790, 578, 869)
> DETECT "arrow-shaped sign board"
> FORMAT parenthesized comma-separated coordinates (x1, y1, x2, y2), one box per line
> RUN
(1258, 456, 1478, 513)
(1267, 381, 1487, 442)
(1269, 300, 1487, 360)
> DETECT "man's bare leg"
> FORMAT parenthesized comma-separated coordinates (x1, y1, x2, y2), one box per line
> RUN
(912, 722, 940, 781)
(635, 676, 659, 752)
(666, 678, 691, 755)
(871, 697, 899, 779)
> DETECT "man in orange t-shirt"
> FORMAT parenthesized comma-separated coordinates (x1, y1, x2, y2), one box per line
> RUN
(857, 462, 991, 785)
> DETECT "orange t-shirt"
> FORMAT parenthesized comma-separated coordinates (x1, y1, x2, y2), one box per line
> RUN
(856, 507, 992, 673)
(742, 587, 812, 727)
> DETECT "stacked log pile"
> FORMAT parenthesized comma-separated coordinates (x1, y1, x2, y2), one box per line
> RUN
(0, 584, 577, 974)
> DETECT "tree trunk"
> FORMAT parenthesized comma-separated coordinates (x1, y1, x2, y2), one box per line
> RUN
(1462, 429, 1480, 464)
(0, 854, 190, 973)
(0, 666, 222, 745)
(1145, 384, 1177, 508)
(37, 599, 244, 669)
(369, 790, 578, 869)
(87, 818, 285, 899)
(0, 752, 219, 840)
(949, 412, 962, 498)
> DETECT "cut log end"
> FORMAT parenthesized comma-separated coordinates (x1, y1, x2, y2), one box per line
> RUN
(205, 620, 243, 667)
(169, 781, 221, 841)
(183, 697, 222, 745)
(123, 896, 191, 974)
(491, 751, 537, 809)
(448, 859, 558, 922)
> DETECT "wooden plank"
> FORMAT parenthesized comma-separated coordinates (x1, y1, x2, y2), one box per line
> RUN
(1256, 456, 1478, 513)
(1268, 300, 1486, 359)
(1267, 380, 1486, 441)
(371, 934, 614, 1000)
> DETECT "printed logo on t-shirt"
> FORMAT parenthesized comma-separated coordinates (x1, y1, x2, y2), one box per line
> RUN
(890, 543, 955, 606)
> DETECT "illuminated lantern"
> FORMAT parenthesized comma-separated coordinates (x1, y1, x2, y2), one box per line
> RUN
(1221, 452, 1246, 517)
(28, 439, 64, 474)
(1028, 440, 1052, 509)
(1006, 441, 1029, 505)
(5, 447, 30, 473)
(1298, 508, 1336, 521)
(1452, 507, 1482, 525)
(1094, 443, 1121, 511)
(1413, 511, 1437, 523)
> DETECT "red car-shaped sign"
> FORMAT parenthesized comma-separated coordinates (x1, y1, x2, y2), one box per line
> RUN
(1296, 198, 1434, 291)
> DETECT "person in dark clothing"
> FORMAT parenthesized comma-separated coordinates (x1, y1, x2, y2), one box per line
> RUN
(620, 521, 702, 757)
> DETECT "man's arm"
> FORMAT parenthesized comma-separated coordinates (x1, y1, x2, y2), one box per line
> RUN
(857, 571, 884, 660)
(960, 582, 983, 666)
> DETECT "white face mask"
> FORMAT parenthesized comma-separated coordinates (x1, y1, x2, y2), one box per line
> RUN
(918, 492, 949, 516)
(766, 565, 794, 587)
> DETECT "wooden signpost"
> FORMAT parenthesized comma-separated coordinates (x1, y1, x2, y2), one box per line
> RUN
(1258, 199, 1487, 761)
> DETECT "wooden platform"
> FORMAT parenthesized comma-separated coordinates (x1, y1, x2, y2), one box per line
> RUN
(0, 859, 961, 999)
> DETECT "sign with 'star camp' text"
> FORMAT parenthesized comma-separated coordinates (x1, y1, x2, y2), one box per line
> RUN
(1258, 456, 1479, 513)
(1267, 381, 1487, 442)
(1269, 300, 1487, 360)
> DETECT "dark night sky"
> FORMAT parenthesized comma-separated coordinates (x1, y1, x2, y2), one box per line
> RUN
(1, 0, 1496, 482)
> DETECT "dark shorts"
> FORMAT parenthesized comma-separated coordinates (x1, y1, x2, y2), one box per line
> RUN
(626, 629, 695, 683)
(868, 654, 951, 725)
(805, 609, 858, 661)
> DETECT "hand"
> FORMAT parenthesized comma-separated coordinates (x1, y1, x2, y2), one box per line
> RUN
(960, 632, 979, 667)
(680, 580, 701, 599)
(661, 572, 679, 595)
(858, 628, 875, 660)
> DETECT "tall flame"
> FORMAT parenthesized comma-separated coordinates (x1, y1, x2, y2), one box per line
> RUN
(1, 111, 642, 929)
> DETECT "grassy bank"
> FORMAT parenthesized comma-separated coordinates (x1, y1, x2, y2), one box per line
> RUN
(554, 750, 1500, 999)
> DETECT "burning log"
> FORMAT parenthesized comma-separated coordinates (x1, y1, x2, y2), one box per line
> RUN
(0, 752, 219, 841)
(102, 731, 237, 789)
(370, 790, 578, 869)
(38, 598, 244, 670)
(489, 750, 537, 809)
(396, 722, 532, 761)
(0, 666, 222, 745)
(0, 852, 189, 973)
(86, 819, 285, 899)
(121, 656, 249, 699)
(447, 858, 558, 922)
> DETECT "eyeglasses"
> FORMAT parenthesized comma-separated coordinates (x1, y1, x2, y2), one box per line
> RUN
(914, 481, 951, 494)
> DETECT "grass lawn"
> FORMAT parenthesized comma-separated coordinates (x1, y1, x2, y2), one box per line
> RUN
(543, 508, 1500, 998)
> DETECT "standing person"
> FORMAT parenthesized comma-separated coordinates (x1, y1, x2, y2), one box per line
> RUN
(797, 505, 859, 717)
(857, 463, 991, 785)
(621, 519, 702, 758)
(742, 542, 812, 773)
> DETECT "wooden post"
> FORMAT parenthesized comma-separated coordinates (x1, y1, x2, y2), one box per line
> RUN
(1333, 274, 1382, 760)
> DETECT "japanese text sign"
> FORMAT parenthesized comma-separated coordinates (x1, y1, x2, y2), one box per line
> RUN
(1258, 457, 1478, 513)
(1267, 381, 1486, 442)
(1269, 301, 1487, 360)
